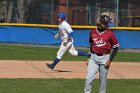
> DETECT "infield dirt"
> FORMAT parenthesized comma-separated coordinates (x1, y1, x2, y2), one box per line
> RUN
(0, 60, 139, 79)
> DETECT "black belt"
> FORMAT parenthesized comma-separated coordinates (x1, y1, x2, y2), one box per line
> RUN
(91, 51, 106, 56)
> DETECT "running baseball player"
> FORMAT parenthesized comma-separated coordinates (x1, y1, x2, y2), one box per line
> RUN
(84, 15, 119, 93)
(47, 12, 89, 70)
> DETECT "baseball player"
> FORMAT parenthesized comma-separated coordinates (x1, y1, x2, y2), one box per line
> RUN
(84, 15, 119, 93)
(47, 12, 89, 70)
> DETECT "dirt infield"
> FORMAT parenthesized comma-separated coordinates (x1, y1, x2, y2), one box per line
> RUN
(0, 60, 140, 79)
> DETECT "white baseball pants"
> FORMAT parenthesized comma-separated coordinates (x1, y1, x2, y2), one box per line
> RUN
(56, 41, 78, 59)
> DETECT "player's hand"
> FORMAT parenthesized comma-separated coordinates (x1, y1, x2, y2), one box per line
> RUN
(105, 60, 111, 69)
(63, 42, 67, 46)
(54, 33, 59, 39)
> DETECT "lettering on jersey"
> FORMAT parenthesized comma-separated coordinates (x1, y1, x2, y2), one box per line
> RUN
(93, 38, 106, 47)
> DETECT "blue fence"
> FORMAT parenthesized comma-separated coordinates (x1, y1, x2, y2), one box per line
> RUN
(0, 26, 140, 48)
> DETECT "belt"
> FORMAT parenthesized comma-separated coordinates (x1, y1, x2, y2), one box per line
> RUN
(91, 51, 106, 56)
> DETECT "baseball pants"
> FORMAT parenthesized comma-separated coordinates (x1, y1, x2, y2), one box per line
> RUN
(84, 53, 109, 93)
(56, 41, 78, 59)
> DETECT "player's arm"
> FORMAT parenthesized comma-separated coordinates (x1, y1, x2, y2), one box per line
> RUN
(105, 46, 119, 69)
(105, 32, 119, 68)
(63, 31, 73, 46)
(89, 30, 93, 53)
(109, 47, 119, 61)
(54, 31, 60, 39)
(65, 24, 73, 37)
(63, 24, 73, 46)
(109, 32, 119, 62)
(68, 31, 73, 37)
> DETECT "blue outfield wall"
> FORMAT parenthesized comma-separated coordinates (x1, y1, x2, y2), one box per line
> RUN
(0, 26, 140, 48)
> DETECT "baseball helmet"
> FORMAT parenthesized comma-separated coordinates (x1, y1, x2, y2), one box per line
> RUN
(58, 12, 66, 20)
(99, 15, 112, 22)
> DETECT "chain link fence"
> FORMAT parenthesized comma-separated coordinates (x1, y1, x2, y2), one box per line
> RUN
(0, 0, 139, 27)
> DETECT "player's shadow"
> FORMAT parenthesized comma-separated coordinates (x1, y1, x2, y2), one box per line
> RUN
(54, 70, 71, 72)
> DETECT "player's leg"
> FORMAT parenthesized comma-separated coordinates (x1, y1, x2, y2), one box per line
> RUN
(84, 56, 99, 93)
(56, 41, 72, 59)
(99, 65, 109, 93)
(47, 42, 72, 70)
(69, 44, 89, 56)
(68, 44, 78, 56)
(78, 50, 89, 56)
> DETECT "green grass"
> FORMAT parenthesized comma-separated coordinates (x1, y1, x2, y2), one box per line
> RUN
(0, 44, 140, 93)
(0, 44, 88, 61)
(114, 52, 140, 62)
(0, 44, 140, 62)
(0, 79, 139, 93)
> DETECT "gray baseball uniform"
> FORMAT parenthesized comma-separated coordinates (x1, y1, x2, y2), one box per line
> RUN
(84, 28, 119, 93)
(84, 54, 109, 93)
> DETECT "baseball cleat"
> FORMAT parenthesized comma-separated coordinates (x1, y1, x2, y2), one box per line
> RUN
(87, 52, 91, 57)
(46, 63, 55, 70)
(86, 59, 90, 65)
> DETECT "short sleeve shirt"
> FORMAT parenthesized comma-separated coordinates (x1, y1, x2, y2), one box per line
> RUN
(58, 21, 73, 38)
(89, 28, 119, 54)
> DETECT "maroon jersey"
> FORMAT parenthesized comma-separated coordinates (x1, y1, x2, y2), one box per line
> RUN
(89, 28, 119, 54)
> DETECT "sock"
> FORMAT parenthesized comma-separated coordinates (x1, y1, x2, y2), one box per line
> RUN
(53, 58, 60, 65)
(78, 50, 88, 56)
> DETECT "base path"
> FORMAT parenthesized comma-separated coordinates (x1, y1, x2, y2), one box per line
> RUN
(0, 60, 140, 79)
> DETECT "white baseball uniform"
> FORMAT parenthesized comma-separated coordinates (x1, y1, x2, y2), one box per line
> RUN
(47, 12, 88, 70)
(56, 21, 78, 59)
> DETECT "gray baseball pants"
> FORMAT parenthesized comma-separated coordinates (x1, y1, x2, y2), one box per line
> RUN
(84, 53, 109, 93)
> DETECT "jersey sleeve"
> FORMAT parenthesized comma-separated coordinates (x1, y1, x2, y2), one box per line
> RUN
(110, 31, 119, 48)
(63, 22, 73, 33)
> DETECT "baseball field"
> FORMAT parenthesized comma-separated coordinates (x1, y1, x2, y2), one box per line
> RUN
(0, 44, 140, 93)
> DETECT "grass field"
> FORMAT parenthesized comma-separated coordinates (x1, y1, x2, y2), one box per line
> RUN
(0, 44, 140, 93)
(0, 44, 140, 62)
(0, 79, 137, 93)
(0, 79, 140, 93)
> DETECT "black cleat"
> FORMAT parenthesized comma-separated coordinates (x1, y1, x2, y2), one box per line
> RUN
(46, 63, 55, 70)
(87, 52, 91, 57)
(86, 59, 90, 65)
